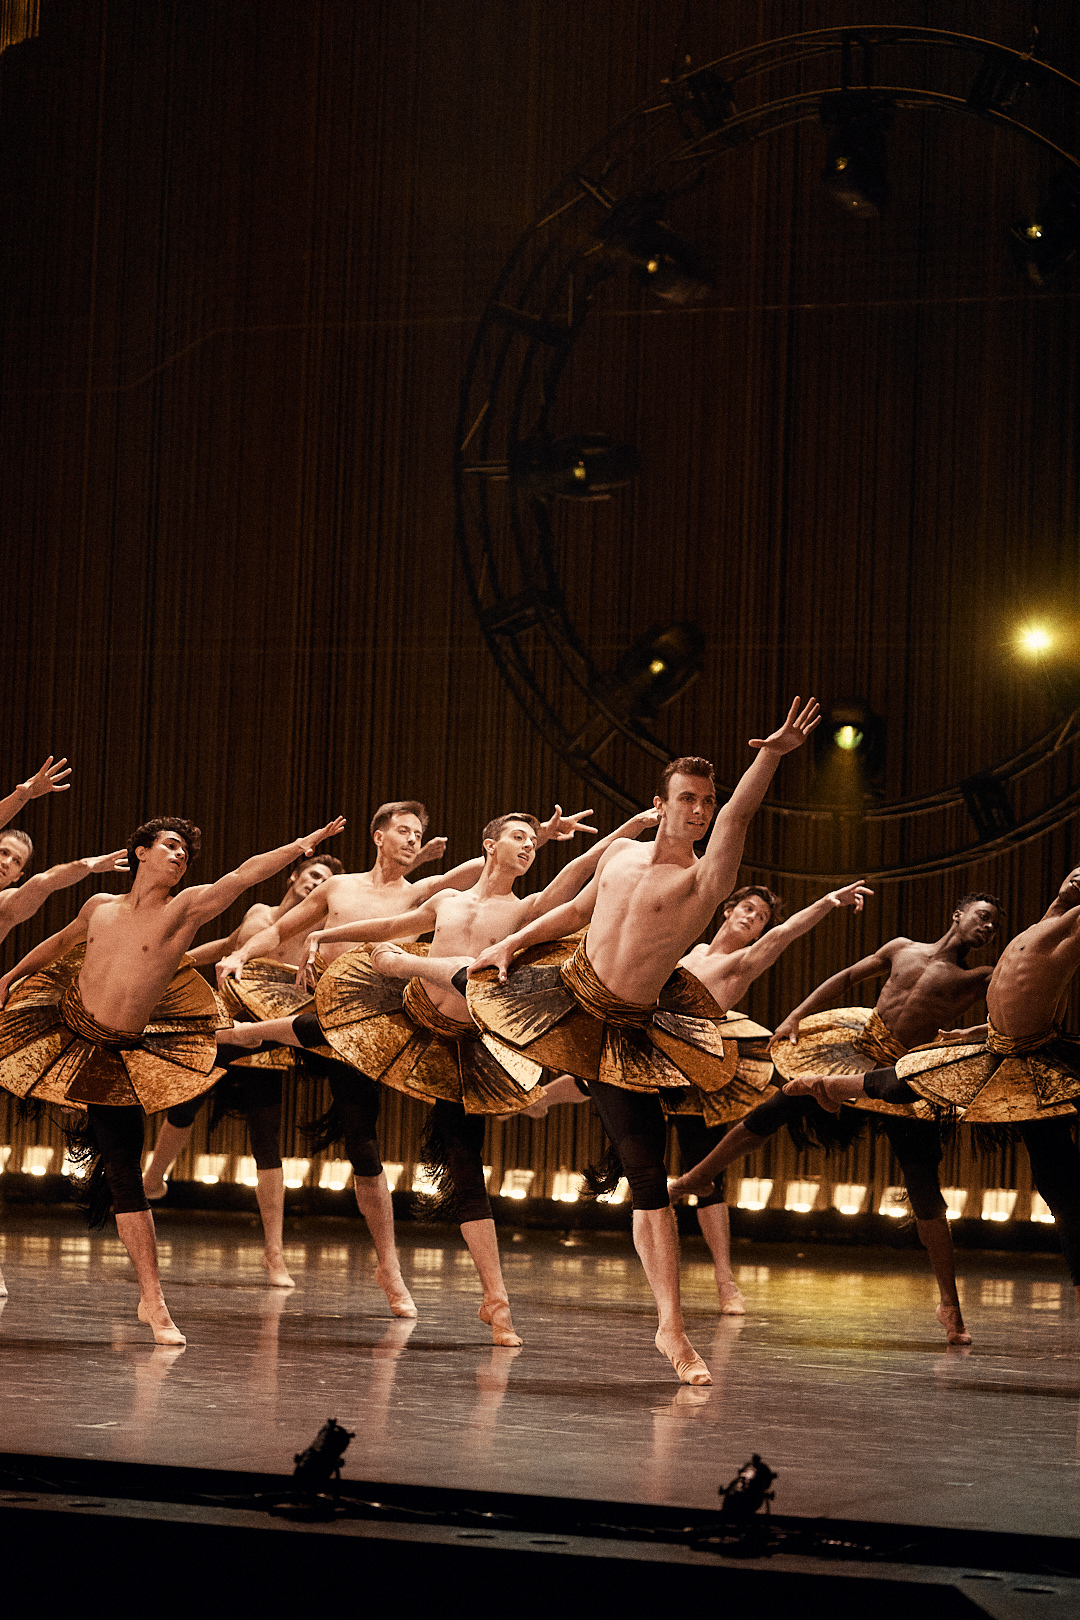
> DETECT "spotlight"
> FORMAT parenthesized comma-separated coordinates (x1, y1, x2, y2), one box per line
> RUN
(607, 623, 706, 719)
(833, 724, 863, 751)
(718, 1454, 777, 1524)
(1010, 174, 1080, 286)
(813, 699, 885, 788)
(508, 435, 639, 500)
(1016, 623, 1053, 655)
(819, 91, 894, 217)
(599, 197, 713, 305)
(292, 1418, 355, 1495)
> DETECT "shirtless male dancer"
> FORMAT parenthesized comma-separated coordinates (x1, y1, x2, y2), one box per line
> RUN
(141, 852, 345, 1287)
(224, 807, 655, 1346)
(213, 799, 596, 1317)
(467, 699, 820, 1386)
(0, 813, 345, 1344)
(671, 893, 1002, 1344)
(531, 878, 871, 1316)
(784, 866, 1080, 1307)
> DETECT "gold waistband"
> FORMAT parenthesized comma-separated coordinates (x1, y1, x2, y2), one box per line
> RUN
(859, 1007, 909, 1066)
(402, 976, 474, 1040)
(986, 1017, 1057, 1057)
(59, 983, 144, 1050)
(559, 939, 653, 1029)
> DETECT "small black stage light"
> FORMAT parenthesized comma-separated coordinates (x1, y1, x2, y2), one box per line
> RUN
(292, 1417, 355, 1496)
(812, 698, 885, 789)
(508, 434, 639, 500)
(1010, 173, 1080, 286)
(719, 1454, 777, 1524)
(819, 90, 894, 217)
(598, 196, 713, 305)
(607, 622, 706, 719)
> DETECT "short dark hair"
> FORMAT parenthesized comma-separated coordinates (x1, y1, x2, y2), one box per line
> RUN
(656, 756, 715, 800)
(127, 817, 202, 883)
(482, 812, 541, 851)
(954, 890, 1005, 920)
(293, 854, 344, 878)
(723, 884, 785, 929)
(370, 800, 429, 838)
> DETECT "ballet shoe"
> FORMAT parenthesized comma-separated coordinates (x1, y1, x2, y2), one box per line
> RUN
(376, 1264, 418, 1318)
(936, 1302, 972, 1345)
(137, 1300, 186, 1346)
(262, 1252, 296, 1288)
(717, 1282, 746, 1316)
(655, 1328, 711, 1385)
(478, 1298, 523, 1347)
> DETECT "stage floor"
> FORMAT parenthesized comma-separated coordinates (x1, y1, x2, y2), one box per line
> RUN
(0, 1208, 1077, 1539)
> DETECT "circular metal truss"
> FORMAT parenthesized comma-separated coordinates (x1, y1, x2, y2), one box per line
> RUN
(453, 27, 1080, 878)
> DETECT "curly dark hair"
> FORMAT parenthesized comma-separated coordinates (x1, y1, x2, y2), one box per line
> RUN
(954, 890, 1005, 920)
(722, 884, 785, 930)
(126, 817, 202, 884)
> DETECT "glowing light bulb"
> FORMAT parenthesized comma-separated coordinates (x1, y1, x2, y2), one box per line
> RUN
(833, 724, 863, 751)
(1018, 624, 1052, 655)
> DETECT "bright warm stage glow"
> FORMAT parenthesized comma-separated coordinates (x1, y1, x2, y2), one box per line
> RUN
(1017, 624, 1052, 655)
(833, 724, 863, 751)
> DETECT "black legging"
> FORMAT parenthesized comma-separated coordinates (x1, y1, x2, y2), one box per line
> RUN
(1018, 1117, 1080, 1286)
(741, 1076, 947, 1221)
(671, 1115, 726, 1206)
(427, 1099, 492, 1224)
(294, 1011, 384, 1179)
(587, 1079, 669, 1210)
(167, 1043, 284, 1170)
(87, 1104, 148, 1215)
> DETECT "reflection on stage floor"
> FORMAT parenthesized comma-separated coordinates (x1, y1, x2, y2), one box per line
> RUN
(0, 1209, 1076, 1539)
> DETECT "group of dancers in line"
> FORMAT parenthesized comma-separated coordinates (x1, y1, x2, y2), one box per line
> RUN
(0, 697, 1079, 1387)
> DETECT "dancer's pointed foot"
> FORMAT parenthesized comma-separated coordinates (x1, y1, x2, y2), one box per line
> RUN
(262, 1251, 295, 1288)
(655, 1327, 711, 1385)
(717, 1281, 746, 1316)
(781, 1075, 845, 1112)
(479, 1297, 522, 1347)
(376, 1264, 417, 1318)
(936, 1302, 972, 1345)
(137, 1299, 186, 1346)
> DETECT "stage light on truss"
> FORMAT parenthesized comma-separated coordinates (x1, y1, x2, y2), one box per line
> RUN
(21, 1145, 54, 1176)
(599, 197, 713, 305)
(736, 1176, 773, 1210)
(236, 1156, 259, 1187)
(813, 699, 885, 800)
(1030, 1191, 1055, 1224)
(878, 1185, 908, 1217)
(606, 622, 706, 720)
(981, 1187, 1017, 1222)
(194, 1153, 227, 1185)
(784, 1179, 820, 1213)
(942, 1186, 969, 1220)
(499, 1167, 535, 1200)
(551, 1170, 585, 1202)
(318, 1160, 352, 1191)
(831, 1182, 867, 1215)
(507, 434, 639, 500)
(819, 90, 894, 217)
(1010, 174, 1080, 286)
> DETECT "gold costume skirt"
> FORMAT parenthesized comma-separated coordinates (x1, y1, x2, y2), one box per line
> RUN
(0, 947, 226, 1112)
(662, 1009, 775, 1127)
(315, 945, 543, 1115)
(769, 1006, 933, 1121)
(467, 937, 730, 1098)
(217, 954, 326, 1071)
(896, 1020, 1080, 1124)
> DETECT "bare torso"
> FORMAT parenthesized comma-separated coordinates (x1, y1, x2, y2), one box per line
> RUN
(585, 843, 718, 1005)
(679, 943, 753, 1013)
(79, 894, 200, 1031)
(870, 939, 991, 1048)
(986, 911, 1080, 1037)
(422, 889, 532, 1017)
(320, 872, 429, 961)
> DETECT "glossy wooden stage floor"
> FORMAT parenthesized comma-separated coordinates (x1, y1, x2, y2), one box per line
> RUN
(0, 1209, 1076, 1539)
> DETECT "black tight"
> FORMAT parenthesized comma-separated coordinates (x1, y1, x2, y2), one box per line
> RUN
(429, 1100, 491, 1224)
(587, 1079, 669, 1210)
(1019, 1117, 1080, 1286)
(87, 1104, 148, 1215)
(671, 1115, 726, 1206)
(167, 1046, 284, 1171)
(294, 1012, 384, 1179)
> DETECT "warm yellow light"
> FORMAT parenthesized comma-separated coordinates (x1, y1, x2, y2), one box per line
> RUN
(833, 724, 863, 751)
(1018, 624, 1052, 654)
(648, 658, 666, 676)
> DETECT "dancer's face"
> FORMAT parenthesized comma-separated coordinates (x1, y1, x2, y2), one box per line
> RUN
(289, 862, 334, 902)
(0, 835, 29, 890)
(723, 894, 772, 942)
(654, 773, 716, 841)
(375, 813, 424, 870)
(485, 819, 537, 875)
(137, 831, 190, 886)
(953, 900, 1001, 946)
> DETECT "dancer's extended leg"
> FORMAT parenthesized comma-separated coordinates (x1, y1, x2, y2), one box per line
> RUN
(461, 1218, 522, 1347)
(326, 1064, 416, 1317)
(881, 1113, 969, 1344)
(90, 1104, 184, 1346)
(369, 944, 471, 993)
(429, 1100, 519, 1344)
(671, 1115, 743, 1313)
(142, 1116, 195, 1199)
